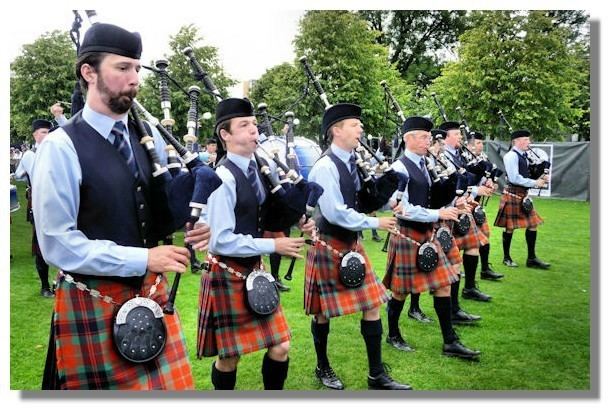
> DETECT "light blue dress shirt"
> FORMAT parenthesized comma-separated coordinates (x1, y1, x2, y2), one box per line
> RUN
(390, 150, 440, 223)
(503, 148, 537, 188)
(31, 104, 168, 277)
(308, 143, 379, 231)
(206, 151, 277, 257)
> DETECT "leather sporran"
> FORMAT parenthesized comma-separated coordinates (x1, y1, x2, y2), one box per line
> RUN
(113, 297, 167, 364)
(521, 196, 534, 215)
(454, 213, 471, 236)
(436, 226, 453, 253)
(473, 205, 486, 226)
(417, 242, 439, 272)
(245, 270, 280, 316)
(339, 251, 366, 288)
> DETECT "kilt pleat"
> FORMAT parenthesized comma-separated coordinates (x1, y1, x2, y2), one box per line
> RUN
(453, 213, 489, 251)
(494, 187, 544, 229)
(383, 226, 458, 295)
(52, 272, 194, 390)
(304, 234, 389, 318)
(197, 259, 290, 359)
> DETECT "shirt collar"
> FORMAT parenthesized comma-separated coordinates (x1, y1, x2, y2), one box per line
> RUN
(227, 151, 254, 174)
(404, 149, 424, 167)
(444, 144, 458, 155)
(82, 103, 129, 142)
(331, 143, 353, 164)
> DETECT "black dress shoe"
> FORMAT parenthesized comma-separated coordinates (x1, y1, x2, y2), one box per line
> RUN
(526, 257, 551, 269)
(462, 287, 492, 302)
(443, 341, 481, 360)
(372, 235, 383, 242)
(40, 288, 55, 298)
(367, 370, 412, 390)
(315, 366, 344, 390)
(407, 308, 433, 323)
(503, 258, 518, 267)
(480, 267, 504, 280)
(386, 335, 415, 352)
(274, 279, 290, 292)
(451, 309, 481, 325)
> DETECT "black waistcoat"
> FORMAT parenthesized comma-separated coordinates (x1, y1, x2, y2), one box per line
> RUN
(219, 157, 269, 268)
(315, 149, 360, 243)
(62, 112, 159, 287)
(398, 155, 431, 232)
(509, 149, 531, 188)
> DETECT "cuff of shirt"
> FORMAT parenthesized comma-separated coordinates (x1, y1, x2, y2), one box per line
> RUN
(427, 209, 440, 222)
(256, 238, 276, 255)
(470, 186, 479, 198)
(126, 247, 150, 277)
(367, 216, 380, 229)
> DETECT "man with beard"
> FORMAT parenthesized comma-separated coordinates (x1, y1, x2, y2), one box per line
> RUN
(33, 23, 208, 390)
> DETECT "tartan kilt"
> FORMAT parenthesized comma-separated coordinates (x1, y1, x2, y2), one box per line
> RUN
(478, 217, 491, 239)
(197, 258, 290, 359)
(454, 213, 489, 251)
(494, 187, 544, 230)
(436, 221, 462, 266)
(49, 271, 194, 390)
(383, 226, 459, 295)
(304, 234, 389, 319)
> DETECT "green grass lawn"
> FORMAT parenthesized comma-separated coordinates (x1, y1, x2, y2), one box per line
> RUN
(10, 180, 591, 390)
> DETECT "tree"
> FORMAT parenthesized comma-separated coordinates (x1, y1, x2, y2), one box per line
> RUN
(138, 24, 235, 143)
(249, 63, 306, 134)
(291, 10, 412, 143)
(10, 31, 76, 142)
(359, 10, 469, 86)
(427, 10, 588, 141)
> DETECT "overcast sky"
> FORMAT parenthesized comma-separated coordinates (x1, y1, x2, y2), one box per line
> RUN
(5, 8, 305, 97)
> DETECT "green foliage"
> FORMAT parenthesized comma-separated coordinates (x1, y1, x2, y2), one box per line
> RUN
(10, 179, 591, 390)
(249, 63, 305, 134)
(291, 10, 412, 142)
(428, 11, 588, 141)
(10, 31, 76, 142)
(360, 10, 470, 86)
(138, 24, 235, 144)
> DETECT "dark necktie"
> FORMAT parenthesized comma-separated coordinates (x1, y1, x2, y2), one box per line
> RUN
(248, 160, 266, 204)
(111, 121, 138, 178)
(349, 153, 361, 190)
(419, 158, 431, 184)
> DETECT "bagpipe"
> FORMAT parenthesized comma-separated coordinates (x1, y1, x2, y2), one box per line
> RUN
(131, 99, 223, 314)
(299, 57, 404, 215)
(253, 103, 324, 233)
(498, 109, 551, 180)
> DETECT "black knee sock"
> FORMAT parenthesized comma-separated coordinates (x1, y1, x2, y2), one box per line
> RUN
(270, 253, 282, 278)
(262, 353, 289, 390)
(526, 229, 537, 259)
(211, 361, 237, 390)
(433, 296, 458, 344)
(311, 319, 330, 369)
(450, 280, 460, 313)
(371, 229, 379, 237)
(503, 231, 513, 260)
(479, 243, 490, 271)
(409, 292, 421, 311)
(360, 319, 384, 377)
(462, 254, 479, 290)
(386, 297, 405, 338)
(35, 254, 50, 290)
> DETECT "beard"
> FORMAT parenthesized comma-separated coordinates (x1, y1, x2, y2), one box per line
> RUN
(96, 77, 138, 114)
